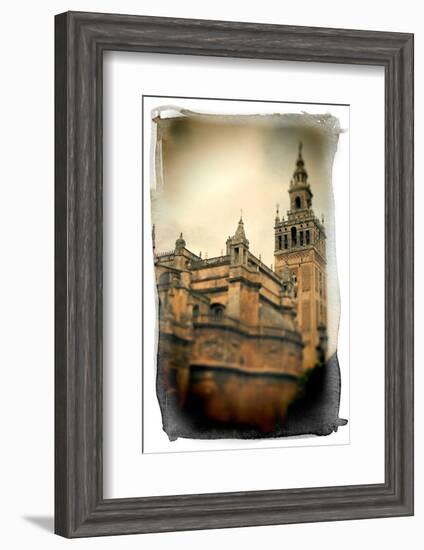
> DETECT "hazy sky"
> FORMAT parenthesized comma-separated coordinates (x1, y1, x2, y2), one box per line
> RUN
(150, 107, 342, 353)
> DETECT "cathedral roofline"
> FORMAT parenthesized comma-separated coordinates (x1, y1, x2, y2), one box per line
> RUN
(155, 243, 285, 286)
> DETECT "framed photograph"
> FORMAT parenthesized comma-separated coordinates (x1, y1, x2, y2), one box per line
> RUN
(55, 11, 414, 537)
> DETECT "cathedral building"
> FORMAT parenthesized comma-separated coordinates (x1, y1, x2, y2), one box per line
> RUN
(154, 144, 328, 437)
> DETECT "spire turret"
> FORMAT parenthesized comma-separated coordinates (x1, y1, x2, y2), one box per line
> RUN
(175, 232, 186, 253)
(227, 214, 249, 265)
(231, 215, 249, 246)
(288, 142, 313, 210)
(275, 203, 280, 224)
(293, 142, 308, 184)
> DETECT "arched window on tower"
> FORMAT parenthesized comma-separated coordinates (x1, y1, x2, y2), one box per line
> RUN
(295, 196, 302, 209)
(278, 235, 282, 249)
(291, 226, 297, 246)
(306, 229, 310, 245)
(284, 234, 288, 249)
(210, 303, 225, 321)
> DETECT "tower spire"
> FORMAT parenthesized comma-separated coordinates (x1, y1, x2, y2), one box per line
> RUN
(293, 141, 308, 183)
(227, 214, 249, 264)
(233, 216, 248, 244)
(175, 232, 186, 253)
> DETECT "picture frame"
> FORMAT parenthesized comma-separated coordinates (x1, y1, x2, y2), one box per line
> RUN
(54, 11, 414, 537)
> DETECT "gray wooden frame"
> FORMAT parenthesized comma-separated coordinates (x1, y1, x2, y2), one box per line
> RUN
(55, 11, 414, 538)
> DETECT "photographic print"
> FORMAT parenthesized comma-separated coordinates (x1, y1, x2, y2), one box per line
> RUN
(145, 96, 348, 444)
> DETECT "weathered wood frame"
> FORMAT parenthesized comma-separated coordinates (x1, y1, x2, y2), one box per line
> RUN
(55, 11, 414, 537)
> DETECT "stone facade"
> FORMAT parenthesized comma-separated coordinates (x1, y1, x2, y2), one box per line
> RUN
(154, 144, 328, 437)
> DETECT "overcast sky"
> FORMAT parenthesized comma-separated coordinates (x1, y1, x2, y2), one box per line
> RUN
(150, 107, 342, 354)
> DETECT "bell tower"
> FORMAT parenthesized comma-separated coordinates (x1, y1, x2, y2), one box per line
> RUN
(274, 143, 327, 370)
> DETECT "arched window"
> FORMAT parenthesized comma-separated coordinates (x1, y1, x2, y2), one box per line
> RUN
(291, 226, 297, 246)
(295, 196, 301, 209)
(210, 303, 225, 321)
(193, 305, 199, 318)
